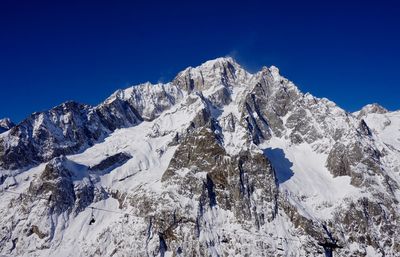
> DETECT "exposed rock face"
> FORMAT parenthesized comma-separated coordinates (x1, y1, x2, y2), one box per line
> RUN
(326, 140, 382, 187)
(0, 156, 108, 255)
(164, 127, 278, 221)
(330, 196, 400, 256)
(0, 83, 182, 170)
(0, 102, 104, 169)
(0, 57, 399, 256)
(172, 57, 238, 93)
(28, 156, 77, 213)
(137, 126, 280, 256)
(26, 156, 107, 215)
(110, 82, 184, 120)
(0, 118, 14, 133)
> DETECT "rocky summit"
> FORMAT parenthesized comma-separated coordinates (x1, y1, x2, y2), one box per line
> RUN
(0, 118, 14, 134)
(0, 57, 399, 257)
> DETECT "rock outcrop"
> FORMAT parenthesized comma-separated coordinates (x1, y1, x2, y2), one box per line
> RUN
(0, 57, 399, 256)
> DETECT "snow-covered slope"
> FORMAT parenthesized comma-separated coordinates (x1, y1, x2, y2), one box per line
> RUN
(363, 109, 400, 150)
(0, 57, 399, 257)
(0, 118, 14, 133)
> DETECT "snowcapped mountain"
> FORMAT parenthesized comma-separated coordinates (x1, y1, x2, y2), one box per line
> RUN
(0, 118, 14, 134)
(0, 57, 399, 257)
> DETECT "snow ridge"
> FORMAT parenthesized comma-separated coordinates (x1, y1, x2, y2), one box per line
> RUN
(0, 57, 399, 257)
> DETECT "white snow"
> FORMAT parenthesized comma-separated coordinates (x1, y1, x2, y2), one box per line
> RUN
(262, 137, 359, 220)
(0, 57, 399, 256)
(69, 96, 205, 194)
(364, 110, 400, 150)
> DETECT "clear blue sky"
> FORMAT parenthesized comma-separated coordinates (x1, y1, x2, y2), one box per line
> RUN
(1, 0, 399, 122)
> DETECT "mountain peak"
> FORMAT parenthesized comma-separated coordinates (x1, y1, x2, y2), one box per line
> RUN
(355, 103, 388, 118)
(172, 56, 250, 92)
(202, 56, 236, 65)
(0, 118, 14, 133)
(0, 57, 399, 257)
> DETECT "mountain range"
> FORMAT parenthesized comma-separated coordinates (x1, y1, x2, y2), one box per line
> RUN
(0, 57, 399, 257)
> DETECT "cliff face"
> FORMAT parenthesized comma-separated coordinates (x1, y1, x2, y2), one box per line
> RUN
(0, 118, 14, 134)
(0, 57, 399, 256)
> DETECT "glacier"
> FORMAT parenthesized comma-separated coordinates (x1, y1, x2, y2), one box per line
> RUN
(0, 57, 399, 257)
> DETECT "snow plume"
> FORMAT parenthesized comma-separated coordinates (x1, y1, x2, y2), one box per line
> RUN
(0, 57, 399, 256)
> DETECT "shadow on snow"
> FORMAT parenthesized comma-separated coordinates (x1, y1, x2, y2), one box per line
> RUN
(263, 148, 294, 184)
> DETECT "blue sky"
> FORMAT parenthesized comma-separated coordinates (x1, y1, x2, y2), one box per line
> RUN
(1, 0, 399, 122)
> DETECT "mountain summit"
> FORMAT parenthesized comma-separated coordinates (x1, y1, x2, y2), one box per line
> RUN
(0, 118, 14, 133)
(0, 57, 399, 256)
